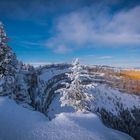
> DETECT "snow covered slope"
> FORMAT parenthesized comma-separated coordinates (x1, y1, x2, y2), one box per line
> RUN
(0, 97, 134, 140)
(84, 84, 140, 139)
(86, 84, 140, 116)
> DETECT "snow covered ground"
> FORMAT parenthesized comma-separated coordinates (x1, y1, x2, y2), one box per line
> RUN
(0, 97, 134, 140)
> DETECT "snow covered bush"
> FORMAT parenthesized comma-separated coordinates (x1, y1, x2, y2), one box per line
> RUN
(60, 58, 94, 112)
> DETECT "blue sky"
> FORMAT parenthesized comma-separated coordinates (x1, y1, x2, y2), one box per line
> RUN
(1, 0, 140, 67)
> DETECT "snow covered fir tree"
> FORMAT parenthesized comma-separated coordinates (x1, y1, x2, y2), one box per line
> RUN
(0, 22, 140, 140)
(0, 22, 31, 104)
(60, 58, 94, 112)
(0, 22, 18, 97)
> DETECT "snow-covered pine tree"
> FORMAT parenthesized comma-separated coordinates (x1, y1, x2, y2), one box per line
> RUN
(0, 22, 17, 76)
(0, 22, 31, 105)
(60, 58, 94, 112)
(0, 22, 18, 97)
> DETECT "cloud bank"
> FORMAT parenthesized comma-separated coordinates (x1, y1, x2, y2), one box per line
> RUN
(46, 5, 140, 53)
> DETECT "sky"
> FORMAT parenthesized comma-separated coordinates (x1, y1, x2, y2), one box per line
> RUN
(1, 0, 140, 67)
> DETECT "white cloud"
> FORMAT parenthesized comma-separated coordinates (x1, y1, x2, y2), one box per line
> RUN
(105, 6, 140, 34)
(21, 41, 42, 46)
(54, 45, 71, 54)
(99, 56, 113, 59)
(46, 5, 140, 53)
